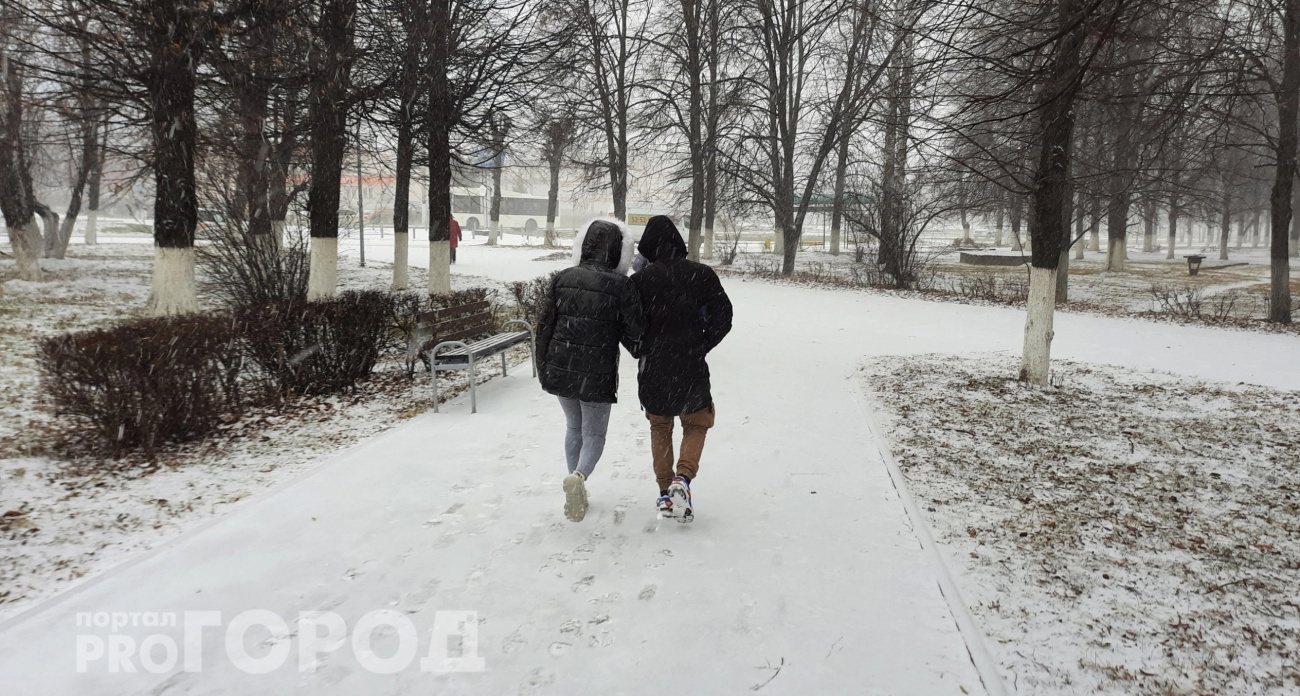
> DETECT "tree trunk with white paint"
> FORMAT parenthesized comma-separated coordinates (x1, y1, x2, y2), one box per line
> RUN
(994, 205, 1004, 247)
(148, 246, 198, 315)
(1020, 266, 1058, 385)
(84, 210, 98, 245)
(307, 236, 338, 300)
(393, 232, 409, 290)
(9, 220, 44, 281)
(428, 240, 450, 294)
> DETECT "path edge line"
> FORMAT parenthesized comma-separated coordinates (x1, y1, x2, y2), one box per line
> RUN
(854, 377, 1013, 696)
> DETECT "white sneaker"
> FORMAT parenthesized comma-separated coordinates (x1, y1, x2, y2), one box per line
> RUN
(667, 476, 693, 523)
(563, 472, 588, 522)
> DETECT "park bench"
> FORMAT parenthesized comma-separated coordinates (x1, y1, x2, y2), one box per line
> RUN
(410, 301, 535, 414)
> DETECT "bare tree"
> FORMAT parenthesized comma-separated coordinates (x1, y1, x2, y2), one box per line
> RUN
(0, 11, 43, 281)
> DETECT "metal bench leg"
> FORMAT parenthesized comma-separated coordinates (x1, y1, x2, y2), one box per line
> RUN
(501, 352, 508, 376)
(530, 335, 537, 378)
(469, 354, 477, 414)
(432, 366, 440, 413)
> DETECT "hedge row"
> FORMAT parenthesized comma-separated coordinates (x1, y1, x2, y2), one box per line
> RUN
(38, 288, 494, 454)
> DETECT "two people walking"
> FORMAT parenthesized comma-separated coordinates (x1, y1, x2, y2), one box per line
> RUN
(535, 215, 733, 523)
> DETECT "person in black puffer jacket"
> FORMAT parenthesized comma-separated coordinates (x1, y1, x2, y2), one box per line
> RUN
(631, 215, 732, 522)
(536, 218, 644, 522)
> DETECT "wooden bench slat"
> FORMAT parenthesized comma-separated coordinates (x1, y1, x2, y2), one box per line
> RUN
(438, 322, 496, 345)
(417, 300, 490, 325)
(433, 300, 490, 323)
(429, 312, 493, 336)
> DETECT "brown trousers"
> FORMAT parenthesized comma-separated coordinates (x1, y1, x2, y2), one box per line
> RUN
(647, 404, 715, 492)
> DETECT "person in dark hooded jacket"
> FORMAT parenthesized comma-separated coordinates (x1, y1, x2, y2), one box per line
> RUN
(631, 215, 732, 522)
(536, 218, 644, 522)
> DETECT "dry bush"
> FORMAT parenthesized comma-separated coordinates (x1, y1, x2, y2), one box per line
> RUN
(506, 272, 559, 326)
(1150, 283, 1205, 316)
(38, 314, 245, 453)
(236, 291, 398, 396)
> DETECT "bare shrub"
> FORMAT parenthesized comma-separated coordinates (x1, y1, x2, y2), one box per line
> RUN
(1150, 283, 1205, 316)
(1210, 290, 1239, 319)
(196, 197, 310, 308)
(236, 291, 398, 396)
(506, 272, 559, 326)
(38, 314, 245, 453)
(714, 215, 743, 265)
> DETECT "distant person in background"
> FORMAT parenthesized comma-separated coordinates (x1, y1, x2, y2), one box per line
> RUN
(449, 216, 462, 264)
(536, 218, 644, 522)
(631, 215, 732, 523)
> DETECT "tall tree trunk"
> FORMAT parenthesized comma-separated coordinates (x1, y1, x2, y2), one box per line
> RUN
(545, 153, 561, 248)
(487, 115, 507, 246)
(1056, 183, 1074, 303)
(1009, 195, 1024, 251)
(1141, 199, 1155, 253)
(0, 41, 42, 282)
(85, 125, 103, 245)
(1271, 0, 1298, 322)
(51, 36, 98, 259)
(994, 202, 1004, 247)
(1073, 193, 1085, 260)
(146, 0, 204, 315)
(1020, 0, 1086, 385)
(393, 115, 413, 290)
(1167, 195, 1179, 260)
(702, 138, 717, 260)
(829, 117, 849, 257)
(488, 149, 503, 245)
(306, 0, 356, 301)
(1218, 179, 1231, 261)
(683, 0, 705, 260)
(426, 0, 453, 294)
(1088, 194, 1101, 251)
(1104, 65, 1139, 272)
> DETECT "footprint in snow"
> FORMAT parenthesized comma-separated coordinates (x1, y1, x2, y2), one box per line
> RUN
(548, 641, 572, 656)
(613, 506, 627, 525)
(638, 585, 657, 601)
(571, 575, 595, 592)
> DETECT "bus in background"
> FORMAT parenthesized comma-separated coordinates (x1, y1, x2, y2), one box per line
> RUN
(452, 186, 551, 237)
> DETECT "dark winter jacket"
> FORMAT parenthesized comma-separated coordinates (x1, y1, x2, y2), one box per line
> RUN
(536, 219, 644, 403)
(631, 216, 733, 416)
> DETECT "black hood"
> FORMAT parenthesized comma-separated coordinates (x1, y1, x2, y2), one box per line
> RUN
(638, 215, 687, 263)
(581, 220, 624, 270)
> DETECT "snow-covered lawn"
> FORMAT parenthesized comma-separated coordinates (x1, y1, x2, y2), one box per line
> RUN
(0, 240, 547, 621)
(864, 354, 1300, 695)
(3, 236, 1299, 694)
(723, 245, 1300, 333)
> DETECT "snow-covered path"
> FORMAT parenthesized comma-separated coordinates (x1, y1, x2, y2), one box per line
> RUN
(2, 259, 1297, 695)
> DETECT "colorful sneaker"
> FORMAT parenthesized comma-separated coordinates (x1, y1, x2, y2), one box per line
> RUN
(563, 472, 588, 522)
(656, 494, 675, 518)
(667, 476, 692, 523)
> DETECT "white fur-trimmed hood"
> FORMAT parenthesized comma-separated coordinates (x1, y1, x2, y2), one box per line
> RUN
(570, 217, 637, 275)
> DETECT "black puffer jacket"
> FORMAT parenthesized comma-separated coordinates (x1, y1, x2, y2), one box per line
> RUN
(631, 216, 733, 416)
(536, 220, 645, 403)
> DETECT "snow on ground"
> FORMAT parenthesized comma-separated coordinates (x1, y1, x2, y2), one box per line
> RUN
(864, 354, 1300, 695)
(724, 244, 1299, 332)
(2, 235, 1299, 693)
(0, 238, 542, 622)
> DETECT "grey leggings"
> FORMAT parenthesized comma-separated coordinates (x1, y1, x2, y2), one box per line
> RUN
(557, 397, 613, 479)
